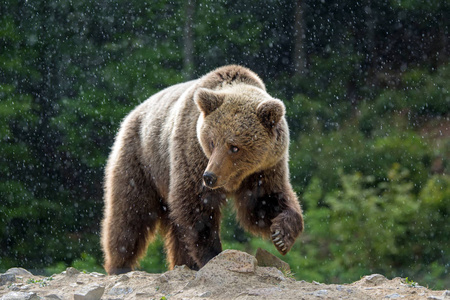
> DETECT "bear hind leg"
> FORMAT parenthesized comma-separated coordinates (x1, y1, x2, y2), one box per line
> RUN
(102, 163, 164, 275)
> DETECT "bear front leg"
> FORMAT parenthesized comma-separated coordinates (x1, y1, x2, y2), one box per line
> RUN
(168, 189, 225, 269)
(161, 217, 199, 270)
(234, 168, 304, 255)
(269, 189, 304, 255)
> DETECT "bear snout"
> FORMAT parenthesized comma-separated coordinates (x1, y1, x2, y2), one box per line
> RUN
(203, 171, 218, 188)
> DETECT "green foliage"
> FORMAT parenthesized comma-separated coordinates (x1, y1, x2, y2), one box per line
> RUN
(360, 64, 450, 135)
(45, 262, 67, 276)
(138, 236, 167, 273)
(288, 167, 449, 288)
(325, 166, 418, 275)
(26, 277, 53, 287)
(71, 253, 105, 274)
(405, 277, 417, 287)
(414, 175, 450, 263)
(290, 126, 433, 196)
(286, 108, 448, 288)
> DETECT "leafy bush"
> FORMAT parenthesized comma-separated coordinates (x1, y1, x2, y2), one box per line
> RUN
(137, 236, 167, 273)
(360, 63, 450, 135)
(289, 127, 432, 196)
(290, 166, 449, 288)
(71, 253, 105, 274)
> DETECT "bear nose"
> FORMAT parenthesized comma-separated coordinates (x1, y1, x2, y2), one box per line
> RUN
(203, 172, 217, 188)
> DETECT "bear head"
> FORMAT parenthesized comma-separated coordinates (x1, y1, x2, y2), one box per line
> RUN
(194, 85, 289, 192)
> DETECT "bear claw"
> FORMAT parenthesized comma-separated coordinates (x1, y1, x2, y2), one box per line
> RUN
(271, 228, 290, 254)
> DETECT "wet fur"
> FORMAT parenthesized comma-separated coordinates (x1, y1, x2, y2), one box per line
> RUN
(101, 65, 304, 274)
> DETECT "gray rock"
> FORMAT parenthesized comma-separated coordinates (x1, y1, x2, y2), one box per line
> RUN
(116, 274, 129, 282)
(192, 250, 257, 287)
(158, 274, 169, 283)
(256, 266, 287, 283)
(108, 283, 133, 295)
(65, 267, 80, 277)
(73, 284, 105, 300)
(44, 294, 62, 300)
(246, 287, 283, 296)
(255, 248, 290, 272)
(161, 265, 196, 282)
(0, 292, 39, 300)
(201, 250, 257, 274)
(0, 274, 16, 286)
(174, 265, 190, 271)
(364, 274, 388, 286)
(8, 285, 21, 292)
(385, 293, 403, 299)
(443, 290, 450, 297)
(5, 268, 32, 276)
(198, 291, 212, 297)
(313, 289, 328, 297)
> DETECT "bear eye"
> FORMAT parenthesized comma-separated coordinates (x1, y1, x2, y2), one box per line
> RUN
(210, 141, 215, 149)
(230, 145, 239, 153)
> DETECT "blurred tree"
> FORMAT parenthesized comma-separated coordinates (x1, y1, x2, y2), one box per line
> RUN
(293, 0, 307, 76)
(0, 0, 186, 272)
(183, 0, 196, 80)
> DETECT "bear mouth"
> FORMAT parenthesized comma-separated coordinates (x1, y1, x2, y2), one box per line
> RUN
(221, 171, 245, 192)
(202, 170, 245, 192)
(203, 179, 229, 191)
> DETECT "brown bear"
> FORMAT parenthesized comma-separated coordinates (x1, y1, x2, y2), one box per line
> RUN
(101, 65, 304, 275)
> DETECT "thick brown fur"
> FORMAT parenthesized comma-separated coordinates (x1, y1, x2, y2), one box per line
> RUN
(101, 65, 304, 275)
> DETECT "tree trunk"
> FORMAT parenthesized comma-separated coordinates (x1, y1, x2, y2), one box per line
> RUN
(293, 0, 307, 76)
(183, 0, 195, 80)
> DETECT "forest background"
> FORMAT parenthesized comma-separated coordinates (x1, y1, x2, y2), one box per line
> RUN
(1, 0, 449, 289)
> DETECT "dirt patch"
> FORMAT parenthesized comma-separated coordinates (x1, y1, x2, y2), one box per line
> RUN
(1, 250, 449, 300)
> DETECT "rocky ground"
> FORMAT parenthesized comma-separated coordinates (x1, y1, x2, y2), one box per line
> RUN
(1, 249, 449, 300)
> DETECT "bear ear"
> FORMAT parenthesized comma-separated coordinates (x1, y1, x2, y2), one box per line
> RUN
(194, 88, 225, 116)
(256, 99, 286, 129)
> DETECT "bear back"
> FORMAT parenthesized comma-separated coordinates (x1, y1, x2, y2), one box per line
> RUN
(199, 65, 266, 92)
